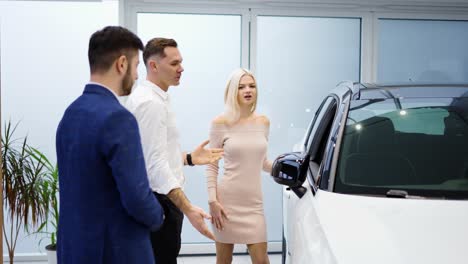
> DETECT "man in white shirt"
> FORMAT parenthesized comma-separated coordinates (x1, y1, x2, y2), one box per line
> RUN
(126, 38, 223, 264)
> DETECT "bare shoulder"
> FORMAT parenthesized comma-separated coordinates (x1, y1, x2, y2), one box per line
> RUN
(256, 114, 270, 126)
(211, 115, 228, 125)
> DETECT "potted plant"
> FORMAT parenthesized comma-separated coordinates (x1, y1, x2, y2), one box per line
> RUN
(30, 148, 58, 264)
(1, 121, 50, 264)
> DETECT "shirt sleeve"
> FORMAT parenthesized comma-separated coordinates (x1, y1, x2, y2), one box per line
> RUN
(205, 122, 225, 203)
(99, 109, 164, 231)
(132, 100, 181, 195)
(262, 123, 273, 173)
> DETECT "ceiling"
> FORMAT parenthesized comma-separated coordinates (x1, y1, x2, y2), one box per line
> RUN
(124, 0, 468, 12)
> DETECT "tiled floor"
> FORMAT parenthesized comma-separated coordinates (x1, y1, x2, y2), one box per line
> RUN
(178, 253, 281, 264)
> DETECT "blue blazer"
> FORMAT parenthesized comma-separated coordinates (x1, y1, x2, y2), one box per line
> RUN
(56, 84, 163, 264)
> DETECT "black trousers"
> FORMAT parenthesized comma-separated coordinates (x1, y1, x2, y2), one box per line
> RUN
(151, 193, 184, 264)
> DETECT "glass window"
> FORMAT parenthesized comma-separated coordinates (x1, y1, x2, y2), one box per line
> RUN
(137, 13, 241, 243)
(336, 96, 468, 199)
(256, 15, 361, 240)
(378, 19, 468, 83)
(257, 16, 361, 156)
(306, 97, 335, 153)
(307, 97, 337, 183)
(388, 107, 449, 135)
(295, 97, 333, 152)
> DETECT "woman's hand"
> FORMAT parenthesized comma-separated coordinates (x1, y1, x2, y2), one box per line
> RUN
(209, 200, 229, 231)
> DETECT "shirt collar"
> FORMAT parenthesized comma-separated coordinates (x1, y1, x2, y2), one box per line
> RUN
(143, 80, 169, 101)
(88, 81, 119, 100)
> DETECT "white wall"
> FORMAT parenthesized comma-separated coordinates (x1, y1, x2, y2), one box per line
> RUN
(0, 0, 118, 256)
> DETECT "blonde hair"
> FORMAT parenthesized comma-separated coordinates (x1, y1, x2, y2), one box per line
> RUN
(223, 68, 258, 124)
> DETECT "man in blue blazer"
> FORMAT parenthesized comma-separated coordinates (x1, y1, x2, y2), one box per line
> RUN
(56, 26, 164, 263)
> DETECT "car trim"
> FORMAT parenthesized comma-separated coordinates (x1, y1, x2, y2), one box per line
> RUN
(328, 98, 351, 192)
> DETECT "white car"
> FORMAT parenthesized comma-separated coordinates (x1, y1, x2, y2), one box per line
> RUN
(272, 82, 468, 264)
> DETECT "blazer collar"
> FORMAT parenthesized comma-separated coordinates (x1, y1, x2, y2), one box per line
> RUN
(84, 83, 119, 102)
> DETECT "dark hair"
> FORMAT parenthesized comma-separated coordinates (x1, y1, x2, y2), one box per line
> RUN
(143, 38, 178, 66)
(88, 26, 144, 73)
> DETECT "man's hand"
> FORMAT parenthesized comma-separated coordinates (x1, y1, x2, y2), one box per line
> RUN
(167, 188, 215, 240)
(185, 205, 215, 240)
(209, 201, 229, 231)
(192, 140, 223, 165)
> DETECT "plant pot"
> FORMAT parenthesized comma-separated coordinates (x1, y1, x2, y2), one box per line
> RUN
(45, 244, 57, 264)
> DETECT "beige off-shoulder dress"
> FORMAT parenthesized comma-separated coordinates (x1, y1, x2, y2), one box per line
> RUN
(206, 119, 272, 244)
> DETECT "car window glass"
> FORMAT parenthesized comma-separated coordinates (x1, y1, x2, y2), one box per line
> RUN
(299, 119, 315, 151)
(308, 98, 338, 183)
(306, 97, 334, 152)
(335, 97, 468, 199)
(311, 104, 337, 163)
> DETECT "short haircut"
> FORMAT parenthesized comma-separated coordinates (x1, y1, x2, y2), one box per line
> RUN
(88, 26, 143, 73)
(143, 38, 178, 66)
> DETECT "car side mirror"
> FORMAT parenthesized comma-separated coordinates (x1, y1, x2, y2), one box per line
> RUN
(271, 152, 309, 188)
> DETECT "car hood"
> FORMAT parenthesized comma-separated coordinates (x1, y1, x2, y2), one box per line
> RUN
(315, 190, 468, 264)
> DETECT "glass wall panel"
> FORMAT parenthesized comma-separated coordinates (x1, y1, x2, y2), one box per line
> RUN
(137, 13, 241, 243)
(0, 0, 118, 254)
(378, 19, 468, 83)
(256, 15, 361, 241)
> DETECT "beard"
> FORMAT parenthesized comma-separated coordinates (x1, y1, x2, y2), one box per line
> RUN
(121, 68, 134, 96)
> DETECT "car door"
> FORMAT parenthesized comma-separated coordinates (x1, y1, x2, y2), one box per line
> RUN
(293, 95, 342, 263)
(284, 96, 338, 263)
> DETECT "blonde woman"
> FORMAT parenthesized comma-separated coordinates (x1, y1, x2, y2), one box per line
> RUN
(206, 68, 272, 264)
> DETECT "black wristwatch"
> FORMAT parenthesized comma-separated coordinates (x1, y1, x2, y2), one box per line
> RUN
(186, 152, 194, 166)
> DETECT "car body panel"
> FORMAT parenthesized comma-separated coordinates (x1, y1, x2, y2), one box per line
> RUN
(276, 83, 468, 264)
(287, 179, 336, 264)
(288, 181, 468, 264)
(313, 191, 468, 264)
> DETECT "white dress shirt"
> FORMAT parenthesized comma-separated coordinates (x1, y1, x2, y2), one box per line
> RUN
(125, 80, 185, 195)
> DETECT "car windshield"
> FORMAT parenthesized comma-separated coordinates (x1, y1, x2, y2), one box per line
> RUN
(334, 96, 468, 199)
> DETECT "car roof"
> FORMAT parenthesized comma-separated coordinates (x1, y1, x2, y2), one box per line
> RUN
(333, 82, 468, 100)
(359, 83, 468, 100)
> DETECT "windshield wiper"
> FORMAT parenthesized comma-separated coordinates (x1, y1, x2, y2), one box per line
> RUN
(386, 189, 428, 199)
(386, 189, 408, 198)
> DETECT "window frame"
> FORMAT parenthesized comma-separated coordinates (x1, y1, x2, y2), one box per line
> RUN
(373, 12, 468, 82)
(249, 8, 367, 80)
(300, 97, 333, 152)
(123, 1, 468, 83)
(123, 3, 369, 80)
(123, 2, 250, 69)
(304, 96, 339, 192)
